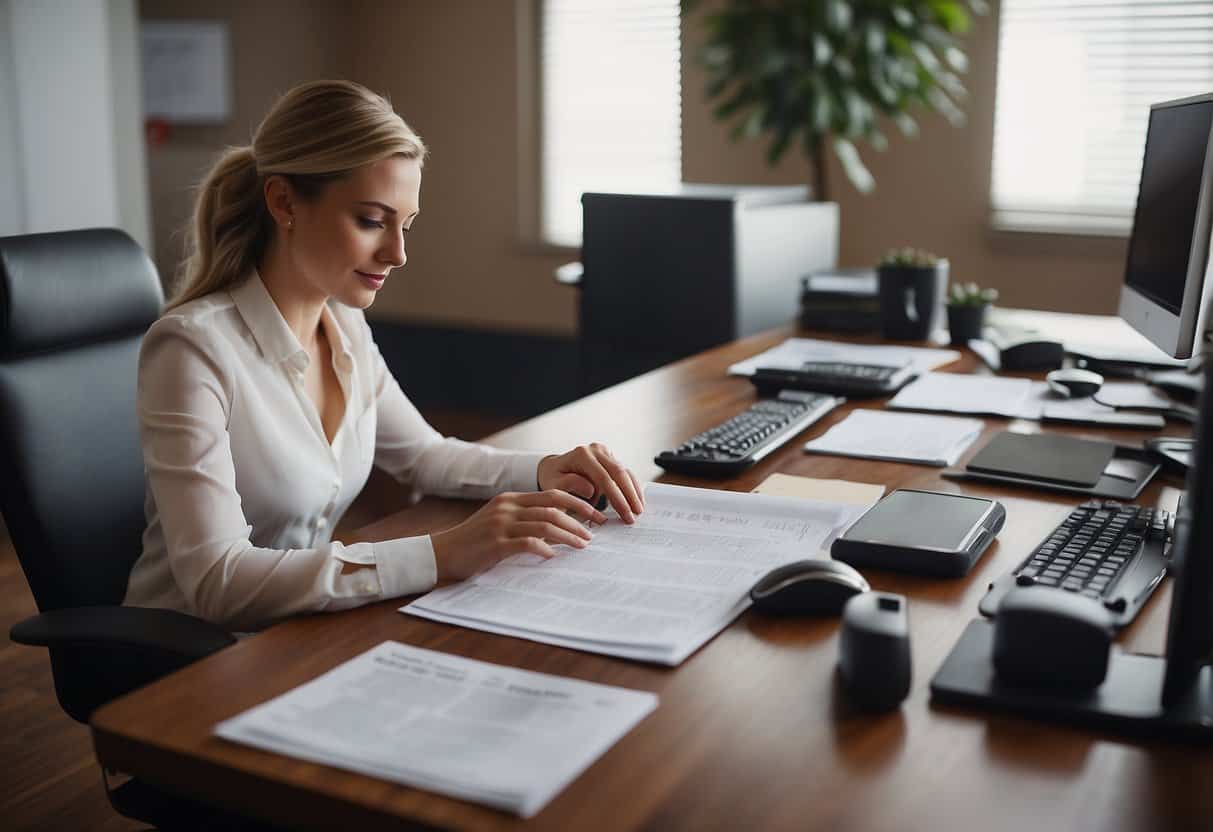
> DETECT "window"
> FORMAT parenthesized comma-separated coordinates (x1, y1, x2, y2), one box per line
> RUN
(990, 0, 1213, 235)
(539, 0, 682, 247)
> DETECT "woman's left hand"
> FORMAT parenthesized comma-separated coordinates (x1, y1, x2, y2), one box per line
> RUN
(537, 443, 645, 523)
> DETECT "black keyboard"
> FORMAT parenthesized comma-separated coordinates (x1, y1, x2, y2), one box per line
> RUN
(749, 361, 917, 398)
(654, 390, 842, 477)
(979, 500, 1172, 628)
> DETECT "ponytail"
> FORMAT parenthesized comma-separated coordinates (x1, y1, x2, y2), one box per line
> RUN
(169, 146, 268, 310)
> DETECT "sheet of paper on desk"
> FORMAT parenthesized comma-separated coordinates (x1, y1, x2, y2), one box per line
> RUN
(802, 410, 984, 466)
(888, 373, 1038, 418)
(403, 483, 869, 665)
(727, 337, 960, 376)
(214, 642, 657, 818)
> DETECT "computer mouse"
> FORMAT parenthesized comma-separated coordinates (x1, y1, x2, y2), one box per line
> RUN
(749, 559, 870, 616)
(992, 586, 1114, 691)
(1046, 368, 1105, 399)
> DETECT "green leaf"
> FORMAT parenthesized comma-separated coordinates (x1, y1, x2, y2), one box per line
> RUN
(865, 21, 885, 55)
(927, 88, 966, 126)
(928, 1, 971, 34)
(834, 137, 876, 193)
(868, 129, 889, 152)
(713, 83, 753, 120)
(911, 42, 941, 75)
(944, 46, 969, 73)
(767, 122, 798, 164)
(812, 33, 833, 67)
(894, 112, 919, 137)
(812, 87, 833, 133)
(826, 0, 853, 33)
(890, 6, 915, 28)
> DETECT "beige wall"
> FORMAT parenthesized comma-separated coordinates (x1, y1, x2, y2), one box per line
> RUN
(142, 1, 1127, 337)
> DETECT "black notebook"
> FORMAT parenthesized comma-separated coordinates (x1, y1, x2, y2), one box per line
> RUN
(966, 432, 1115, 487)
(945, 430, 1161, 500)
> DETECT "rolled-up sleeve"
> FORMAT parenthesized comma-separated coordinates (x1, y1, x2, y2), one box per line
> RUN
(136, 318, 438, 630)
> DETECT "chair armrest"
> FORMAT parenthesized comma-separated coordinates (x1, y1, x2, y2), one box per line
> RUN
(10, 606, 237, 723)
(10, 605, 236, 659)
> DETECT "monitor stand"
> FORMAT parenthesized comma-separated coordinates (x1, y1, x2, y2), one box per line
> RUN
(930, 620, 1213, 741)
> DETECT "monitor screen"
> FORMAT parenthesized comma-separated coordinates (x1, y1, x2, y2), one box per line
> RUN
(1124, 99, 1213, 315)
(1119, 93, 1213, 359)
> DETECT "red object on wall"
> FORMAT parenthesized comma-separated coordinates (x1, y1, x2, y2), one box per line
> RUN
(145, 118, 171, 146)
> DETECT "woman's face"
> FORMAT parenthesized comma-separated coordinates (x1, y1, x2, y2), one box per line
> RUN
(287, 155, 422, 309)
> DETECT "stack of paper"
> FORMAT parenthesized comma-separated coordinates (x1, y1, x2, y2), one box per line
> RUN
(802, 410, 984, 466)
(727, 337, 960, 377)
(888, 373, 1166, 428)
(403, 483, 873, 665)
(215, 642, 657, 818)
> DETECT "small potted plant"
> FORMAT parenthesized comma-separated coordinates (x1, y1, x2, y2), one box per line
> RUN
(946, 282, 999, 346)
(876, 248, 949, 341)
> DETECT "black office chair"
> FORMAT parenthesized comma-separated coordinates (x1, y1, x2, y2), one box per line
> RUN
(0, 228, 250, 830)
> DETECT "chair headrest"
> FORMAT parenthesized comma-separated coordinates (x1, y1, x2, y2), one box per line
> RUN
(0, 228, 164, 358)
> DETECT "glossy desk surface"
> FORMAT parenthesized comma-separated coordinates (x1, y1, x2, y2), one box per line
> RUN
(91, 328, 1211, 831)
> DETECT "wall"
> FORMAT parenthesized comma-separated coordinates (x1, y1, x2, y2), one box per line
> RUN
(680, 3, 1128, 315)
(344, 1, 576, 335)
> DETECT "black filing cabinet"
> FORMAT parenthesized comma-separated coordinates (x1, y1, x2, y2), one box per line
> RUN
(578, 184, 838, 393)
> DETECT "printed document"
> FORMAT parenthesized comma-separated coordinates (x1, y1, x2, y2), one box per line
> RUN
(728, 337, 959, 377)
(802, 410, 983, 466)
(214, 641, 657, 818)
(403, 483, 869, 665)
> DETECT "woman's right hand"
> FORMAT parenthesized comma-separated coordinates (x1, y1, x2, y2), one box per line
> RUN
(430, 489, 609, 582)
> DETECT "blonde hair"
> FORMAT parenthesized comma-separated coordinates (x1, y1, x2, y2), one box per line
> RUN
(168, 80, 426, 309)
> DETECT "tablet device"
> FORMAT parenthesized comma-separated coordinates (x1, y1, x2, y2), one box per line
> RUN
(831, 489, 1005, 577)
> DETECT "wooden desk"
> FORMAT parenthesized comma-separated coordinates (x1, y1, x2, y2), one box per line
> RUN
(91, 329, 1211, 831)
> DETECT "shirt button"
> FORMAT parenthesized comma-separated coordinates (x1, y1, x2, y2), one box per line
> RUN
(316, 517, 328, 529)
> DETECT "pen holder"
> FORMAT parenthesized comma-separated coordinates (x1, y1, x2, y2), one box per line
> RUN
(947, 303, 989, 346)
(877, 261, 948, 341)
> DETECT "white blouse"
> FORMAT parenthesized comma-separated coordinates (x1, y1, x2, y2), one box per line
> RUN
(123, 272, 547, 631)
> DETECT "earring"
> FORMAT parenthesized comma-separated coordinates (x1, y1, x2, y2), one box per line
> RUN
(287, 219, 294, 230)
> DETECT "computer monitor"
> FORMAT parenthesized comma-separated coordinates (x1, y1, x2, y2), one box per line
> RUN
(1161, 361, 1213, 708)
(1117, 93, 1213, 712)
(1117, 92, 1213, 361)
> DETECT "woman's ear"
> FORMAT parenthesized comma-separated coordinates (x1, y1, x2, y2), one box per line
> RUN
(263, 175, 296, 232)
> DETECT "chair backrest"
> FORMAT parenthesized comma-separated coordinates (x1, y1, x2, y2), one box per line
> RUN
(0, 228, 163, 611)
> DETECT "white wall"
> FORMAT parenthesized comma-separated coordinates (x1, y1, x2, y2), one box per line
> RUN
(0, 1, 24, 236)
(0, 0, 150, 248)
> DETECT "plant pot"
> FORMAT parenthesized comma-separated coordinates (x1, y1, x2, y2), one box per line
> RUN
(877, 261, 949, 341)
(947, 303, 989, 346)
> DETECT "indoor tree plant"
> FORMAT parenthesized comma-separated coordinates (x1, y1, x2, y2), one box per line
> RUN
(685, 0, 988, 200)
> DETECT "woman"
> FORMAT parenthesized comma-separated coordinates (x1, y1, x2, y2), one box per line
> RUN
(124, 80, 644, 631)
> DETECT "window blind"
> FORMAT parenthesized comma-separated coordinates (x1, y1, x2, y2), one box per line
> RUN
(991, 0, 1213, 235)
(541, 0, 682, 247)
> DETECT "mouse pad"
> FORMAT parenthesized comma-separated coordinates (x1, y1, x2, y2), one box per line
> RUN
(965, 431, 1115, 487)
